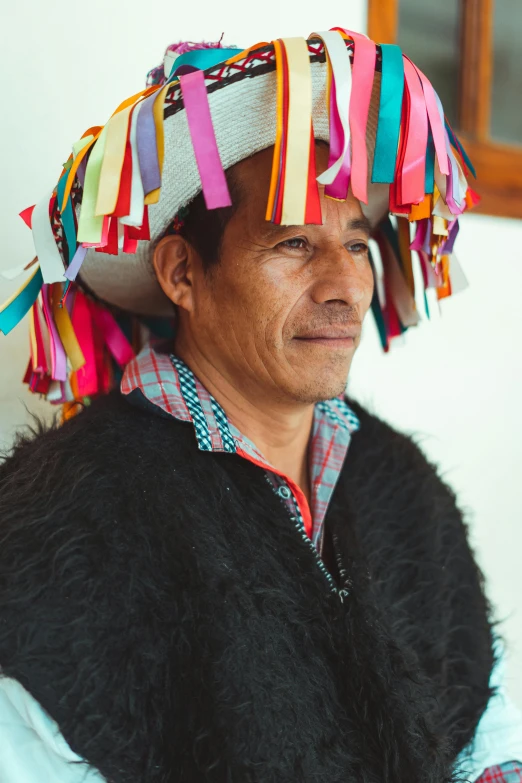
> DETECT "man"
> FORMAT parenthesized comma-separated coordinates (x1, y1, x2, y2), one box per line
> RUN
(0, 30, 521, 783)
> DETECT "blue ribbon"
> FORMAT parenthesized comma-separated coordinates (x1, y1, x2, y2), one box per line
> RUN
(0, 267, 43, 335)
(57, 171, 77, 264)
(425, 131, 435, 194)
(168, 48, 244, 81)
(372, 44, 405, 184)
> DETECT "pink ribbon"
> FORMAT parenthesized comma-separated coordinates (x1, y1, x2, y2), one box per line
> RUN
(90, 303, 135, 368)
(71, 292, 98, 397)
(418, 250, 441, 288)
(410, 218, 429, 251)
(41, 284, 67, 382)
(407, 58, 449, 178)
(401, 58, 429, 206)
(325, 73, 352, 200)
(81, 216, 110, 249)
(332, 29, 376, 204)
(179, 69, 232, 210)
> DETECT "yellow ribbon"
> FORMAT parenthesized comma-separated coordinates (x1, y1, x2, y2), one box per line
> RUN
(95, 104, 135, 216)
(60, 127, 103, 213)
(51, 284, 86, 371)
(280, 37, 313, 225)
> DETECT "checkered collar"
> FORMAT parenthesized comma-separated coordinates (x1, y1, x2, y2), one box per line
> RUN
(121, 343, 360, 458)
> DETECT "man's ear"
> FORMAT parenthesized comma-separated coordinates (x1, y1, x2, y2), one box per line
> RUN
(152, 234, 194, 313)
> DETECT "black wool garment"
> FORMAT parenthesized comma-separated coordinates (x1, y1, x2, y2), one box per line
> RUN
(0, 390, 495, 783)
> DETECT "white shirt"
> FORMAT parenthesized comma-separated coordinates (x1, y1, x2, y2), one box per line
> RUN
(0, 645, 520, 782)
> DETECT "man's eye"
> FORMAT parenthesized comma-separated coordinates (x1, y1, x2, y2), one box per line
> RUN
(280, 237, 307, 250)
(348, 242, 369, 255)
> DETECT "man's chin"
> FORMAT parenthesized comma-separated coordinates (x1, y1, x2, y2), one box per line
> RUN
(289, 374, 350, 405)
(280, 348, 353, 403)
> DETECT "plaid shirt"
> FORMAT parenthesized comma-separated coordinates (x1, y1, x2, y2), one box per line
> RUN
(120, 343, 522, 783)
(476, 765, 522, 782)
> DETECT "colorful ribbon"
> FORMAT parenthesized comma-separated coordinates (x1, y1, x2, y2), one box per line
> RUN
(136, 90, 161, 200)
(407, 58, 449, 179)
(169, 48, 244, 79)
(32, 191, 66, 284)
(64, 245, 88, 282)
(41, 284, 67, 382)
(56, 171, 77, 263)
(77, 125, 109, 244)
(0, 266, 43, 335)
(52, 284, 86, 371)
(95, 102, 135, 217)
(332, 29, 376, 204)
(400, 58, 428, 206)
(121, 99, 146, 227)
(372, 44, 404, 184)
(180, 68, 232, 210)
(314, 30, 353, 199)
(280, 37, 314, 224)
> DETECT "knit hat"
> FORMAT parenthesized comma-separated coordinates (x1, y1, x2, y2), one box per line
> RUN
(0, 28, 478, 409)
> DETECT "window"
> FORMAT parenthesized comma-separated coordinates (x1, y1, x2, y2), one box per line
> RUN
(368, 0, 522, 218)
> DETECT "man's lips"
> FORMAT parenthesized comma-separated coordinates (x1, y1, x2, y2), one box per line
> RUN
(293, 325, 361, 345)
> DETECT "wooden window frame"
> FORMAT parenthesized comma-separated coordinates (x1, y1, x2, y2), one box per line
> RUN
(368, 0, 522, 219)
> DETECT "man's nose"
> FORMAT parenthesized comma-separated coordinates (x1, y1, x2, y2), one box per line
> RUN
(309, 246, 371, 308)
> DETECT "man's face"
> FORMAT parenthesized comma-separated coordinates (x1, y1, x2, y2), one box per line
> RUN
(176, 143, 374, 404)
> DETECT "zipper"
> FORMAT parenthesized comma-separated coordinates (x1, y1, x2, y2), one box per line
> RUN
(264, 473, 343, 600)
(332, 531, 350, 602)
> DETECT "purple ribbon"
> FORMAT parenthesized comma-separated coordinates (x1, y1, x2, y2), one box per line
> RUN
(441, 219, 460, 254)
(136, 91, 161, 197)
(65, 244, 88, 282)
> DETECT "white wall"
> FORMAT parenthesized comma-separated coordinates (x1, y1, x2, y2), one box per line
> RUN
(1, 0, 521, 712)
(349, 212, 522, 708)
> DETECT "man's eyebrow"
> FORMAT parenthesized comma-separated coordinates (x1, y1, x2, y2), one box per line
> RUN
(347, 216, 372, 236)
(259, 216, 372, 237)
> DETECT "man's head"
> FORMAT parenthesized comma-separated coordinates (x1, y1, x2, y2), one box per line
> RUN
(153, 142, 374, 405)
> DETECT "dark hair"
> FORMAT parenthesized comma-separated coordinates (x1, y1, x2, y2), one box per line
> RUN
(176, 168, 243, 273)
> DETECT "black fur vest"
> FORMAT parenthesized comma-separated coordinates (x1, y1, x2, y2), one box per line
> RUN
(0, 390, 494, 783)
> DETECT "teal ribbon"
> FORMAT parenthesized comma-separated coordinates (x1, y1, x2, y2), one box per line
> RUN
(372, 44, 405, 184)
(425, 132, 435, 194)
(0, 267, 43, 335)
(369, 252, 388, 351)
(423, 287, 430, 320)
(445, 119, 476, 178)
(167, 48, 244, 81)
(57, 170, 77, 265)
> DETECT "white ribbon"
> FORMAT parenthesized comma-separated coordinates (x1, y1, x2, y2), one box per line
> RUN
(313, 30, 353, 187)
(120, 99, 146, 228)
(32, 189, 66, 284)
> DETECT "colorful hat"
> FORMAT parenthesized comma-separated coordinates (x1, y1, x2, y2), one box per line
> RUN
(0, 28, 479, 412)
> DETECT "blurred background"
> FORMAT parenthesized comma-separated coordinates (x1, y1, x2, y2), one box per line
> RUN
(0, 0, 521, 707)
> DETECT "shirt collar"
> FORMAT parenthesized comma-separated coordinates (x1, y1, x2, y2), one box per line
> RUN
(121, 344, 360, 455)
